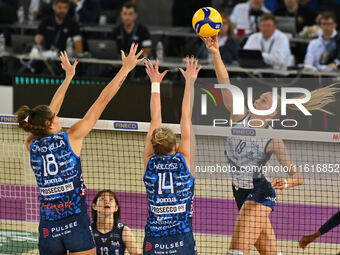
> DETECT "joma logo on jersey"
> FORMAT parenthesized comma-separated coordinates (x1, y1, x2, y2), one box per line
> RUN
(42, 201, 72, 211)
(156, 197, 177, 203)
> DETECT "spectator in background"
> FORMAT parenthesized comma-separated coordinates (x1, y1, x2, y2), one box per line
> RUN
(243, 13, 291, 68)
(112, 2, 151, 58)
(100, 0, 137, 24)
(68, 0, 99, 24)
(275, 0, 317, 33)
(217, 13, 240, 63)
(231, 0, 270, 35)
(35, 0, 83, 53)
(304, 12, 340, 71)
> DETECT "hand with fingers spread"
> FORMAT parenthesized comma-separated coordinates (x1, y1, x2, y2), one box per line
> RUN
(121, 42, 145, 72)
(179, 56, 202, 82)
(199, 35, 219, 55)
(60, 51, 78, 78)
(145, 59, 168, 83)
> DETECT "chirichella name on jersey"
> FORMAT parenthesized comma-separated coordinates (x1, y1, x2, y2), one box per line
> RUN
(32, 140, 66, 153)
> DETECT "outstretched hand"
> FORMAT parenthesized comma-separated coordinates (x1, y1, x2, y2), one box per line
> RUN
(179, 56, 202, 81)
(145, 59, 168, 83)
(60, 51, 78, 77)
(299, 233, 318, 249)
(121, 42, 145, 72)
(199, 35, 219, 55)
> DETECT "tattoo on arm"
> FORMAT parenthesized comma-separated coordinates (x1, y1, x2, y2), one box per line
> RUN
(118, 76, 127, 88)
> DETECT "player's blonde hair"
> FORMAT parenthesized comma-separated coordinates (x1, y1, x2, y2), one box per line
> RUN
(151, 127, 176, 155)
(272, 84, 340, 115)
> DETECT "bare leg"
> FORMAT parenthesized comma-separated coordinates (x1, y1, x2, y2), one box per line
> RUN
(254, 215, 279, 255)
(229, 201, 273, 254)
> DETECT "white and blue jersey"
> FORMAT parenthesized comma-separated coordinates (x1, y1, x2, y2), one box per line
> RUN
(30, 132, 87, 221)
(226, 113, 273, 189)
(92, 221, 126, 255)
(143, 152, 195, 237)
(226, 114, 277, 210)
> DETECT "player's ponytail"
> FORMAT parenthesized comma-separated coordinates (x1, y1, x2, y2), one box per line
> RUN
(273, 83, 340, 116)
(15, 105, 54, 137)
(287, 83, 340, 115)
(151, 127, 176, 155)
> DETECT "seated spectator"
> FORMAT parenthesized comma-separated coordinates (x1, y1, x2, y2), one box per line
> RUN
(100, 0, 137, 24)
(112, 2, 151, 58)
(218, 13, 240, 63)
(243, 13, 291, 68)
(231, 0, 270, 35)
(304, 12, 340, 71)
(35, 0, 83, 53)
(275, 0, 317, 33)
(68, 0, 99, 24)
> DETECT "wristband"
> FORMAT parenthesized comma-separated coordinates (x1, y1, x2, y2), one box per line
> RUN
(284, 179, 288, 189)
(151, 82, 160, 94)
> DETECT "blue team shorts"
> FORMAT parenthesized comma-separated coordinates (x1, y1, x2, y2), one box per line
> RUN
(245, 178, 277, 211)
(38, 211, 95, 255)
(143, 231, 197, 255)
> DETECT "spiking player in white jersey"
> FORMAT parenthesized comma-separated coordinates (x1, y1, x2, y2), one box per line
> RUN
(142, 57, 201, 255)
(16, 44, 144, 255)
(201, 35, 340, 255)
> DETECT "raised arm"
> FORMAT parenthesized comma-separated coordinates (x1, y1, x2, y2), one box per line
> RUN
(143, 59, 168, 167)
(68, 43, 144, 155)
(177, 56, 202, 170)
(49, 51, 78, 116)
(200, 35, 247, 121)
(268, 139, 304, 194)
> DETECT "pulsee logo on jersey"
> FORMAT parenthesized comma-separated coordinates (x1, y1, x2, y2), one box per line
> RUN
(199, 81, 312, 128)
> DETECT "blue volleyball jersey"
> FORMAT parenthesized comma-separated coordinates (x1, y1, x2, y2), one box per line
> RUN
(143, 152, 195, 237)
(30, 132, 87, 221)
(91, 221, 126, 255)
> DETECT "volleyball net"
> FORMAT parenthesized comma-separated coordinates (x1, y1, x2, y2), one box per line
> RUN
(0, 115, 340, 254)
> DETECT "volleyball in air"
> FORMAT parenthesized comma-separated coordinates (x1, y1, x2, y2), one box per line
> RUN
(192, 7, 222, 37)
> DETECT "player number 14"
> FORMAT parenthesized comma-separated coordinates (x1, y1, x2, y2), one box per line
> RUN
(158, 172, 174, 194)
